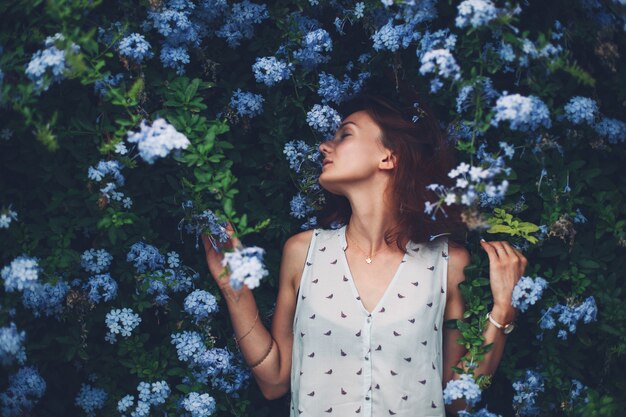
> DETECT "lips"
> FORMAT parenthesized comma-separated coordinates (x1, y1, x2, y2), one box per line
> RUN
(323, 160, 332, 166)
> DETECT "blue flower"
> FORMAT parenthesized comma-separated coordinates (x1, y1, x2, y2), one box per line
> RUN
(81, 249, 113, 274)
(318, 71, 370, 105)
(593, 116, 626, 144)
(512, 369, 544, 417)
(181, 392, 216, 417)
(22, 280, 69, 318)
(443, 373, 482, 406)
(563, 96, 599, 125)
(87, 160, 125, 186)
(83, 273, 118, 304)
(216, 0, 269, 48)
(94, 73, 124, 97)
(75, 384, 107, 417)
(126, 118, 191, 164)
(105, 308, 141, 343)
(491, 93, 552, 131)
(229, 89, 264, 118)
(283, 140, 315, 174)
(117, 394, 134, 413)
(290, 193, 315, 219)
(160, 45, 191, 75)
(0, 322, 27, 367)
(456, 0, 498, 29)
(252, 56, 294, 87)
(223, 246, 269, 290)
(1, 255, 40, 292)
(0, 367, 46, 416)
(25, 33, 79, 94)
(127, 241, 166, 273)
(184, 289, 219, 322)
(511, 276, 548, 313)
(306, 104, 341, 138)
(118, 33, 154, 63)
(171, 331, 207, 362)
(293, 28, 333, 69)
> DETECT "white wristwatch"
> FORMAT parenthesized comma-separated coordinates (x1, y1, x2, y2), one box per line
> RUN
(486, 311, 515, 335)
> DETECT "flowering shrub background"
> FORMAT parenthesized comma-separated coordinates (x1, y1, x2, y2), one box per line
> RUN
(1, 0, 626, 416)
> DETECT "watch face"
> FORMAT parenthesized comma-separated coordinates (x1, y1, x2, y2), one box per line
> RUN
(504, 324, 515, 334)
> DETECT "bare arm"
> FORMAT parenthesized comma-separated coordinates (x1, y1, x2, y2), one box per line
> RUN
(202, 228, 312, 400)
(442, 243, 522, 416)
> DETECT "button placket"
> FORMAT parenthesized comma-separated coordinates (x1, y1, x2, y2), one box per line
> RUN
(362, 314, 373, 417)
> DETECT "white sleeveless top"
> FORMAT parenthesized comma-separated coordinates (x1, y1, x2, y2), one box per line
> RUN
(290, 225, 449, 417)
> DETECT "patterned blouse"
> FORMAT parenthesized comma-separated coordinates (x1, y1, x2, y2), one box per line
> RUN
(290, 225, 449, 417)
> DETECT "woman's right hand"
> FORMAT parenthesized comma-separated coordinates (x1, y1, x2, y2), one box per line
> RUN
(201, 222, 242, 289)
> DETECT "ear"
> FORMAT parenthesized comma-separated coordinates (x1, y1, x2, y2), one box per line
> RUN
(380, 152, 397, 170)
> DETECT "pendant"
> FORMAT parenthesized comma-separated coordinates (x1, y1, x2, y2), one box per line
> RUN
(366, 257, 372, 264)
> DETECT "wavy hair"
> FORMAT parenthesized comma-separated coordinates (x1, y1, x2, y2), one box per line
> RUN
(315, 87, 468, 250)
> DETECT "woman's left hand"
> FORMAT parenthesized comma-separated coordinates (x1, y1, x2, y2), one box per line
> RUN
(479, 239, 528, 310)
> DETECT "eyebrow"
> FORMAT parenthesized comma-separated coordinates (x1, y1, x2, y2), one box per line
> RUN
(339, 121, 358, 129)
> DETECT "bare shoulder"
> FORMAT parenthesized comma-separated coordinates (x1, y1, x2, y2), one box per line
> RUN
(281, 229, 315, 292)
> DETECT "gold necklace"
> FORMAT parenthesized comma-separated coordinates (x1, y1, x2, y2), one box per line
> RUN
(346, 226, 387, 264)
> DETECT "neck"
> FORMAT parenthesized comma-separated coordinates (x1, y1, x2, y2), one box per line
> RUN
(343, 184, 403, 255)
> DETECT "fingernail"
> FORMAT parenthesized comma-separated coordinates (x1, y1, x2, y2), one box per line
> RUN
(480, 238, 485, 242)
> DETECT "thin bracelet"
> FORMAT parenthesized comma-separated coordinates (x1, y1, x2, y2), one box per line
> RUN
(234, 310, 259, 347)
(249, 337, 274, 369)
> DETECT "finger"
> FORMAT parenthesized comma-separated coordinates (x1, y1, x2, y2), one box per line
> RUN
(480, 239, 499, 260)
(491, 241, 516, 259)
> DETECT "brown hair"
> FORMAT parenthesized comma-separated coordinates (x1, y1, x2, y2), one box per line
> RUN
(316, 88, 468, 251)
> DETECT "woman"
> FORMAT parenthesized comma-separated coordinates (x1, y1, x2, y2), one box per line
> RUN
(202, 93, 527, 416)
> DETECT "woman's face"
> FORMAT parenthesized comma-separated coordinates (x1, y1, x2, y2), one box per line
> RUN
(318, 110, 393, 195)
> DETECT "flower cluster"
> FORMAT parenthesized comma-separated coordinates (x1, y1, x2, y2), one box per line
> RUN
(252, 56, 294, 87)
(593, 116, 626, 144)
(1, 255, 40, 292)
(0, 205, 18, 229)
(25, 33, 80, 94)
(229, 89, 264, 118)
(512, 369, 545, 417)
(283, 139, 318, 174)
(74, 384, 107, 417)
(93, 73, 124, 97)
(80, 249, 113, 274)
(419, 48, 461, 93)
(127, 241, 198, 305)
(563, 96, 599, 125)
(22, 280, 69, 318)
(117, 380, 171, 417)
(538, 296, 598, 340)
(178, 202, 230, 251)
(306, 104, 342, 139)
(290, 193, 315, 219)
(0, 367, 46, 416)
(118, 33, 154, 63)
(127, 241, 166, 273)
(87, 160, 125, 186)
(126, 118, 191, 165)
(317, 71, 370, 105)
(491, 93, 552, 132)
(293, 28, 333, 69)
(455, 0, 498, 29)
(425, 155, 509, 221)
(216, 0, 269, 48)
(83, 273, 118, 304)
(222, 246, 269, 290)
(105, 307, 141, 343)
(511, 276, 548, 313)
(0, 322, 27, 366)
(181, 392, 216, 417)
(442, 373, 482, 407)
(183, 289, 219, 323)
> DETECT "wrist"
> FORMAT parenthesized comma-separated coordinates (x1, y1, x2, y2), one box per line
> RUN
(491, 304, 517, 324)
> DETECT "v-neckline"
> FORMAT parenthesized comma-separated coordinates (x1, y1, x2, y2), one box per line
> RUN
(338, 224, 411, 316)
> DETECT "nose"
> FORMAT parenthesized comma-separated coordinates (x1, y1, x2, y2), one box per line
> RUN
(319, 139, 332, 155)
